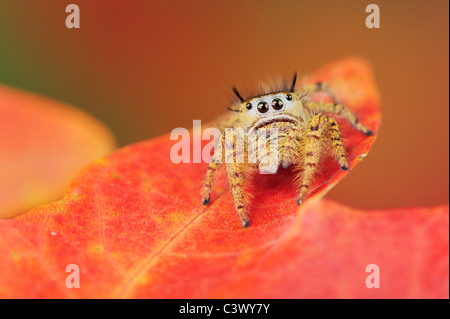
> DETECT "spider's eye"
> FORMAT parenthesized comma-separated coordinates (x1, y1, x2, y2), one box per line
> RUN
(286, 94, 293, 101)
(246, 103, 252, 110)
(257, 101, 269, 113)
(272, 98, 284, 110)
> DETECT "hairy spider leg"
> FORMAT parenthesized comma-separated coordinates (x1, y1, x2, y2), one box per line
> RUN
(296, 114, 347, 205)
(305, 101, 374, 136)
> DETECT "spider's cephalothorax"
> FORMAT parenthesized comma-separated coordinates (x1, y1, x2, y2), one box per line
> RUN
(202, 73, 374, 227)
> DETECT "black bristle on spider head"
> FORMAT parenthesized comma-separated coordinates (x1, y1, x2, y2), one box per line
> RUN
(290, 72, 297, 92)
(232, 86, 245, 103)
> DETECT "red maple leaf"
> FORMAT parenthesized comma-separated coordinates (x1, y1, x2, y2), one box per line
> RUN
(0, 57, 447, 298)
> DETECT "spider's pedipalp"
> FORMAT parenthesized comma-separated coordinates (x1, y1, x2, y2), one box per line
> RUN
(279, 126, 301, 169)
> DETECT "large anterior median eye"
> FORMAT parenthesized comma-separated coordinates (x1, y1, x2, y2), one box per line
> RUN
(257, 101, 269, 113)
(272, 98, 284, 110)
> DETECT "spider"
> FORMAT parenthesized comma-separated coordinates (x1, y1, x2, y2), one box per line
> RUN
(201, 73, 373, 228)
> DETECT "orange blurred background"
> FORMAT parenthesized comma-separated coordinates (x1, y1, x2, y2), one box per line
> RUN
(0, 0, 448, 210)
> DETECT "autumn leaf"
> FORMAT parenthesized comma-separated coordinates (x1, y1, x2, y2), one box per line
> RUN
(0, 57, 448, 299)
(0, 85, 116, 218)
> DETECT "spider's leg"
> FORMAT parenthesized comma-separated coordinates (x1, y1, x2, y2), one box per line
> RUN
(226, 162, 251, 227)
(209, 129, 250, 227)
(298, 81, 343, 104)
(202, 160, 220, 205)
(328, 117, 348, 170)
(202, 132, 225, 205)
(296, 114, 350, 205)
(296, 114, 329, 205)
(304, 101, 373, 136)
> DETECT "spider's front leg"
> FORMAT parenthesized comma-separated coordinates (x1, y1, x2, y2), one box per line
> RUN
(202, 131, 225, 205)
(226, 162, 251, 228)
(296, 114, 348, 205)
(202, 129, 251, 227)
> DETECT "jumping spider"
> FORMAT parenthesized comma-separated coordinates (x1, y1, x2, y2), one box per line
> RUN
(202, 73, 373, 227)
